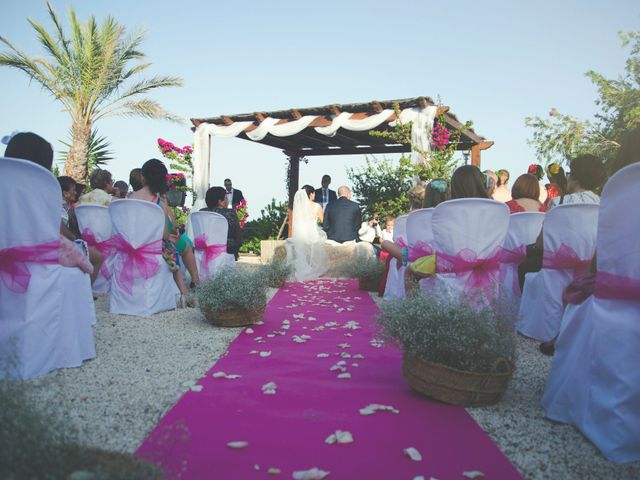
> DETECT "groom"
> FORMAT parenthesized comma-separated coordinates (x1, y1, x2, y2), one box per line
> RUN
(323, 186, 362, 243)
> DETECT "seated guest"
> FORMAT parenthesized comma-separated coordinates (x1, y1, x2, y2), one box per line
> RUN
(407, 185, 425, 211)
(544, 163, 567, 208)
(546, 154, 606, 210)
(113, 180, 128, 199)
(423, 178, 449, 208)
(381, 216, 394, 242)
(128, 168, 143, 193)
(201, 186, 242, 260)
(528, 163, 548, 204)
(78, 169, 114, 206)
(74, 183, 86, 203)
(128, 159, 196, 306)
(493, 169, 512, 202)
(58, 176, 78, 228)
(358, 212, 382, 243)
(506, 174, 546, 213)
(5, 132, 98, 279)
(483, 169, 497, 198)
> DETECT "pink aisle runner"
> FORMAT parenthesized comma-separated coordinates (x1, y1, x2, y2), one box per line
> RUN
(137, 279, 522, 479)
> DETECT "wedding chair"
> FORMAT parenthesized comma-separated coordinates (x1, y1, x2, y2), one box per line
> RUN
(75, 204, 113, 295)
(108, 199, 178, 316)
(189, 211, 235, 281)
(500, 212, 545, 305)
(517, 204, 598, 341)
(429, 199, 509, 305)
(0, 157, 95, 379)
(383, 214, 408, 299)
(406, 208, 436, 293)
(541, 162, 640, 464)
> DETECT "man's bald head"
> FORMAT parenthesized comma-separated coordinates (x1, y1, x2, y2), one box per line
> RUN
(337, 185, 351, 199)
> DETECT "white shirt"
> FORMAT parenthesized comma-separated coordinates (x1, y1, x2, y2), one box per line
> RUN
(547, 190, 600, 211)
(321, 188, 329, 210)
(226, 189, 233, 209)
(358, 221, 382, 243)
(381, 228, 394, 242)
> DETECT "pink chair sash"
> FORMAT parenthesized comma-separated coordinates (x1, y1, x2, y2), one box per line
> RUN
(543, 243, 591, 278)
(408, 241, 433, 262)
(436, 247, 502, 299)
(82, 228, 113, 279)
(0, 240, 60, 293)
(595, 271, 640, 302)
(395, 238, 408, 249)
(498, 244, 527, 296)
(110, 234, 162, 295)
(194, 234, 227, 277)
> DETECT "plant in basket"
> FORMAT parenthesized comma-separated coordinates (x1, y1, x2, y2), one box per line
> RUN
(376, 289, 517, 406)
(258, 255, 292, 288)
(195, 265, 267, 327)
(341, 254, 386, 291)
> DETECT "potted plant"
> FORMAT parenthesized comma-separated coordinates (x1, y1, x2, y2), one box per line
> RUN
(165, 172, 187, 207)
(259, 255, 292, 288)
(376, 290, 516, 407)
(342, 254, 386, 291)
(195, 266, 268, 327)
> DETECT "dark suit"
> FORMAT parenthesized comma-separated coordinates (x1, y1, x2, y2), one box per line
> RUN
(323, 196, 362, 243)
(314, 187, 337, 207)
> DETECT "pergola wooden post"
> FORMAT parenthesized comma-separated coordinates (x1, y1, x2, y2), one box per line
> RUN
(470, 141, 495, 167)
(287, 153, 301, 237)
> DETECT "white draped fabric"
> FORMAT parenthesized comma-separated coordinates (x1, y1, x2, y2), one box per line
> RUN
(191, 106, 439, 209)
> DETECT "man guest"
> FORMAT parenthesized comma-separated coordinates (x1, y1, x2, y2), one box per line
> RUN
(224, 178, 245, 209)
(315, 174, 337, 210)
(323, 186, 361, 243)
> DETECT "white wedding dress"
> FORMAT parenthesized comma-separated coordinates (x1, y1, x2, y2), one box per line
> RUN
(285, 189, 328, 281)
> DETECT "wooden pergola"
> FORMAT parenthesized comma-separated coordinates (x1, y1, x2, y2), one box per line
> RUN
(191, 96, 493, 232)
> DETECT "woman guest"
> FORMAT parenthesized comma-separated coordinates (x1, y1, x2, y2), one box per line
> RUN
(546, 154, 606, 210)
(506, 174, 546, 213)
(201, 186, 242, 260)
(528, 163, 548, 204)
(493, 169, 512, 202)
(544, 163, 567, 208)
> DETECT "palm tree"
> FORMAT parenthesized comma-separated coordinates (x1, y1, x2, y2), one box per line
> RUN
(60, 127, 114, 173)
(0, 3, 183, 181)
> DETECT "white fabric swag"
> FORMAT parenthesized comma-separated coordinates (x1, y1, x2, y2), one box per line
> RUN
(191, 106, 438, 210)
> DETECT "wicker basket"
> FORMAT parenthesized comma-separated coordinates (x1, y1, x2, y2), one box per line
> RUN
(358, 277, 380, 292)
(402, 351, 514, 407)
(202, 305, 265, 327)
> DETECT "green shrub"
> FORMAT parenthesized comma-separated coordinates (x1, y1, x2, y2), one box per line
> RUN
(376, 290, 516, 373)
(341, 254, 386, 284)
(258, 257, 292, 288)
(195, 265, 267, 313)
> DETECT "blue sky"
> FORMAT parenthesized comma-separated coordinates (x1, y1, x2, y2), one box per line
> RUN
(1, 0, 638, 214)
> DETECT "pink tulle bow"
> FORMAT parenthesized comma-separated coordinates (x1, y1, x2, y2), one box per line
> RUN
(436, 247, 503, 298)
(110, 234, 161, 295)
(498, 244, 527, 296)
(82, 228, 114, 279)
(408, 241, 433, 262)
(0, 240, 60, 293)
(194, 234, 227, 277)
(594, 271, 640, 302)
(543, 243, 591, 278)
(395, 238, 408, 249)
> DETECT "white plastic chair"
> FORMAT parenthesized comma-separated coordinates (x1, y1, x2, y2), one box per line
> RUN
(517, 204, 598, 341)
(500, 212, 545, 303)
(75, 204, 113, 295)
(406, 208, 436, 293)
(0, 157, 95, 379)
(541, 162, 640, 464)
(189, 211, 235, 281)
(108, 199, 178, 316)
(429, 199, 510, 305)
(383, 214, 408, 299)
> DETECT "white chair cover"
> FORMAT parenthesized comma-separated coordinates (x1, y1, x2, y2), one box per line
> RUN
(500, 212, 545, 303)
(406, 208, 435, 293)
(428, 199, 510, 304)
(108, 199, 178, 316)
(0, 157, 95, 379)
(75, 204, 112, 295)
(188, 211, 236, 281)
(383, 214, 408, 299)
(542, 162, 640, 464)
(517, 204, 599, 341)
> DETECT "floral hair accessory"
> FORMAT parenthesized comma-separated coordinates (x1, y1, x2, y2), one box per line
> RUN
(548, 163, 560, 175)
(429, 179, 448, 193)
(527, 164, 538, 175)
(1, 131, 19, 145)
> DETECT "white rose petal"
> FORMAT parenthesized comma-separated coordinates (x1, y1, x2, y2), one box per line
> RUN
(337, 372, 351, 379)
(316, 353, 329, 358)
(293, 313, 305, 319)
(325, 430, 354, 445)
(254, 464, 260, 471)
(249, 350, 259, 354)
(292, 467, 330, 480)
(267, 467, 281, 475)
(414, 477, 425, 480)
(338, 343, 351, 349)
(308, 316, 317, 321)
(212, 372, 242, 380)
(293, 336, 307, 343)
(227, 441, 248, 449)
(340, 352, 351, 358)
(190, 385, 203, 392)
(255, 321, 265, 325)
(259, 351, 272, 357)
(267, 334, 276, 338)
(463, 471, 485, 479)
(404, 447, 422, 461)
(351, 363, 359, 367)
(344, 333, 353, 337)
(283, 319, 290, 325)
(245, 328, 254, 334)
(353, 354, 364, 359)
(325, 322, 338, 327)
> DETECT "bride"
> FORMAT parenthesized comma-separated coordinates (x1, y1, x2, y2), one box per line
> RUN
(284, 185, 328, 281)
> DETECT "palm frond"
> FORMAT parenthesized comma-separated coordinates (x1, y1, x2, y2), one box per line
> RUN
(100, 98, 184, 123)
(59, 127, 113, 170)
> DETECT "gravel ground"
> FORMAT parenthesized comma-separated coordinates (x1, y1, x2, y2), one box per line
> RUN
(19, 276, 640, 479)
